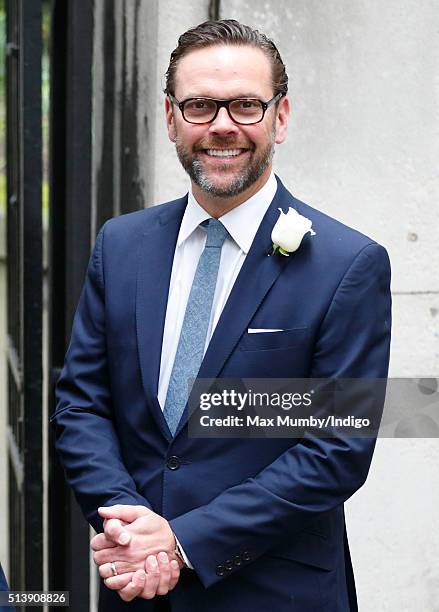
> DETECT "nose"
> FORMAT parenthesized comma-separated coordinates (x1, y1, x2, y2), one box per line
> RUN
(208, 106, 239, 135)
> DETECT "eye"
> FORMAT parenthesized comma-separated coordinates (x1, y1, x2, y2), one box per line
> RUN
(184, 99, 216, 114)
(237, 100, 260, 109)
(240, 100, 259, 109)
(230, 99, 262, 114)
(184, 100, 204, 110)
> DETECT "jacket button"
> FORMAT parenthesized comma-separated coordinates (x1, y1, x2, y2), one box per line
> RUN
(167, 456, 180, 470)
(216, 564, 226, 576)
(242, 550, 251, 562)
(233, 554, 242, 566)
(225, 559, 233, 571)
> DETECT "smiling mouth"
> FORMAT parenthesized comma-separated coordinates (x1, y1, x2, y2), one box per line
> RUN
(203, 148, 249, 158)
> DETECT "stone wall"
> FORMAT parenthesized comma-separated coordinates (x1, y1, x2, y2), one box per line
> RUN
(141, 2, 439, 608)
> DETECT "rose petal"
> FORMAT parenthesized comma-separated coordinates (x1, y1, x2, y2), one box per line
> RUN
(271, 208, 315, 253)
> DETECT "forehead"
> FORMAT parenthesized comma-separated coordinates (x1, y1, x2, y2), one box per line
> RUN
(174, 44, 273, 98)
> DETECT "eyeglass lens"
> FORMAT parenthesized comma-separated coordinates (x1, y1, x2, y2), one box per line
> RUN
(183, 99, 264, 124)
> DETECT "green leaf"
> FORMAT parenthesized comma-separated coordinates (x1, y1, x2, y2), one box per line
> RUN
(278, 247, 290, 256)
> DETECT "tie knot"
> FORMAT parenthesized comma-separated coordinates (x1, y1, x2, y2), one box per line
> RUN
(203, 219, 228, 248)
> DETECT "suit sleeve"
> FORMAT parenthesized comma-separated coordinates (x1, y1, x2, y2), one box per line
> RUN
(50, 226, 151, 532)
(170, 242, 392, 587)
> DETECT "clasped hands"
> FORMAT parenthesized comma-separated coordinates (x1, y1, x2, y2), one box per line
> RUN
(90, 505, 184, 602)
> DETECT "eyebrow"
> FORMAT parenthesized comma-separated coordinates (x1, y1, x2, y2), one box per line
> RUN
(182, 93, 263, 100)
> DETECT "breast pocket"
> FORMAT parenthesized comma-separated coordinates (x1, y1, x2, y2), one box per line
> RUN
(240, 327, 309, 351)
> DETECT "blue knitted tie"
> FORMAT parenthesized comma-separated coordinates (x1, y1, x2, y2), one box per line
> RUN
(163, 219, 229, 435)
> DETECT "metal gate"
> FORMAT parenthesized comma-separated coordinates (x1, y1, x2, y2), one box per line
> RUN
(5, 0, 160, 608)
(47, 1, 94, 610)
(5, 0, 95, 608)
(5, 0, 43, 603)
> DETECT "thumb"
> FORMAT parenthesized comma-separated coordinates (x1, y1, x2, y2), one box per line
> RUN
(103, 518, 131, 546)
(98, 504, 150, 523)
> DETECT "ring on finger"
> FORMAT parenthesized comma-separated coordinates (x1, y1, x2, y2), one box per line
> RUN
(110, 561, 118, 576)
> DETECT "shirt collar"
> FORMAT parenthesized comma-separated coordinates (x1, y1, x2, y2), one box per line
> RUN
(178, 172, 278, 253)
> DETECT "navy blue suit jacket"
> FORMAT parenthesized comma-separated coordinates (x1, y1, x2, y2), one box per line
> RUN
(52, 177, 391, 611)
(0, 564, 6, 592)
(0, 563, 13, 612)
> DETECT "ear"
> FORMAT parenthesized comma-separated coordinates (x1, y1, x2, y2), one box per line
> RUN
(274, 95, 290, 145)
(165, 96, 176, 142)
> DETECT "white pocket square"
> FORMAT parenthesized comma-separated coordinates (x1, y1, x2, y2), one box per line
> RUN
(247, 328, 284, 334)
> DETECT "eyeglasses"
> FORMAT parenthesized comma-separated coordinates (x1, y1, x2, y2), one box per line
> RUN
(167, 92, 283, 125)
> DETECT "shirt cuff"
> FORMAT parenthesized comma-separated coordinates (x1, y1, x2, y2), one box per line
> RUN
(175, 535, 194, 569)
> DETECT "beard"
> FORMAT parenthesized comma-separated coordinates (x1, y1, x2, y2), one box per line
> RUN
(174, 124, 276, 199)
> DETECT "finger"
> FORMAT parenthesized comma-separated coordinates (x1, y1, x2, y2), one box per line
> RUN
(103, 572, 134, 591)
(140, 556, 160, 599)
(98, 505, 150, 523)
(90, 532, 117, 552)
(104, 518, 131, 546)
(103, 518, 128, 530)
(93, 547, 126, 567)
(156, 552, 171, 596)
(168, 559, 181, 591)
(118, 569, 146, 603)
(99, 561, 142, 580)
(93, 543, 141, 567)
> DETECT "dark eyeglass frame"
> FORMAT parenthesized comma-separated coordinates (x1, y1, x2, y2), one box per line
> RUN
(167, 92, 284, 125)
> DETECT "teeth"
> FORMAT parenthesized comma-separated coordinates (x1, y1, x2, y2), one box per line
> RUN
(206, 149, 242, 157)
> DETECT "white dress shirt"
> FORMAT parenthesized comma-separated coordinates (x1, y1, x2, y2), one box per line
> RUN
(157, 172, 277, 568)
(158, 172, 277, 410)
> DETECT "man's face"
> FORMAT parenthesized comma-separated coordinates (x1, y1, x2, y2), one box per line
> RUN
(165, 45, 289, 200)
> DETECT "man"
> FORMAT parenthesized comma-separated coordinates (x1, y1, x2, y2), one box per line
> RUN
(52, 19, 391, 611)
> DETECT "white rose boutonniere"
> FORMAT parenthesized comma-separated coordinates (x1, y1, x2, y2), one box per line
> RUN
(271, 207, 316, 256)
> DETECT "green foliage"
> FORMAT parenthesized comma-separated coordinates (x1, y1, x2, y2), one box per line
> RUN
(0, 1, 5, 89)
(0, 0, 5, 218)
(0, 0, 51, 219)
(0, 172, 5, 216)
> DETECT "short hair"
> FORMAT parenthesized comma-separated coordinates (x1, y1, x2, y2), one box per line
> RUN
(165, 19, 288, 98)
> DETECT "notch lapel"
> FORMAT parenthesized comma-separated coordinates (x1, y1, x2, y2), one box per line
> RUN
(136, 196, 187, 442)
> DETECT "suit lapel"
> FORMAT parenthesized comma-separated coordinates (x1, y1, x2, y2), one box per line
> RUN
(136, 196, 187, 442)
(174, 178, 298, 436)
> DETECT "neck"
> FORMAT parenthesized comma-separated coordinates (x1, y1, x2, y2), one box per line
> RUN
(191, 167, 272, 219)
